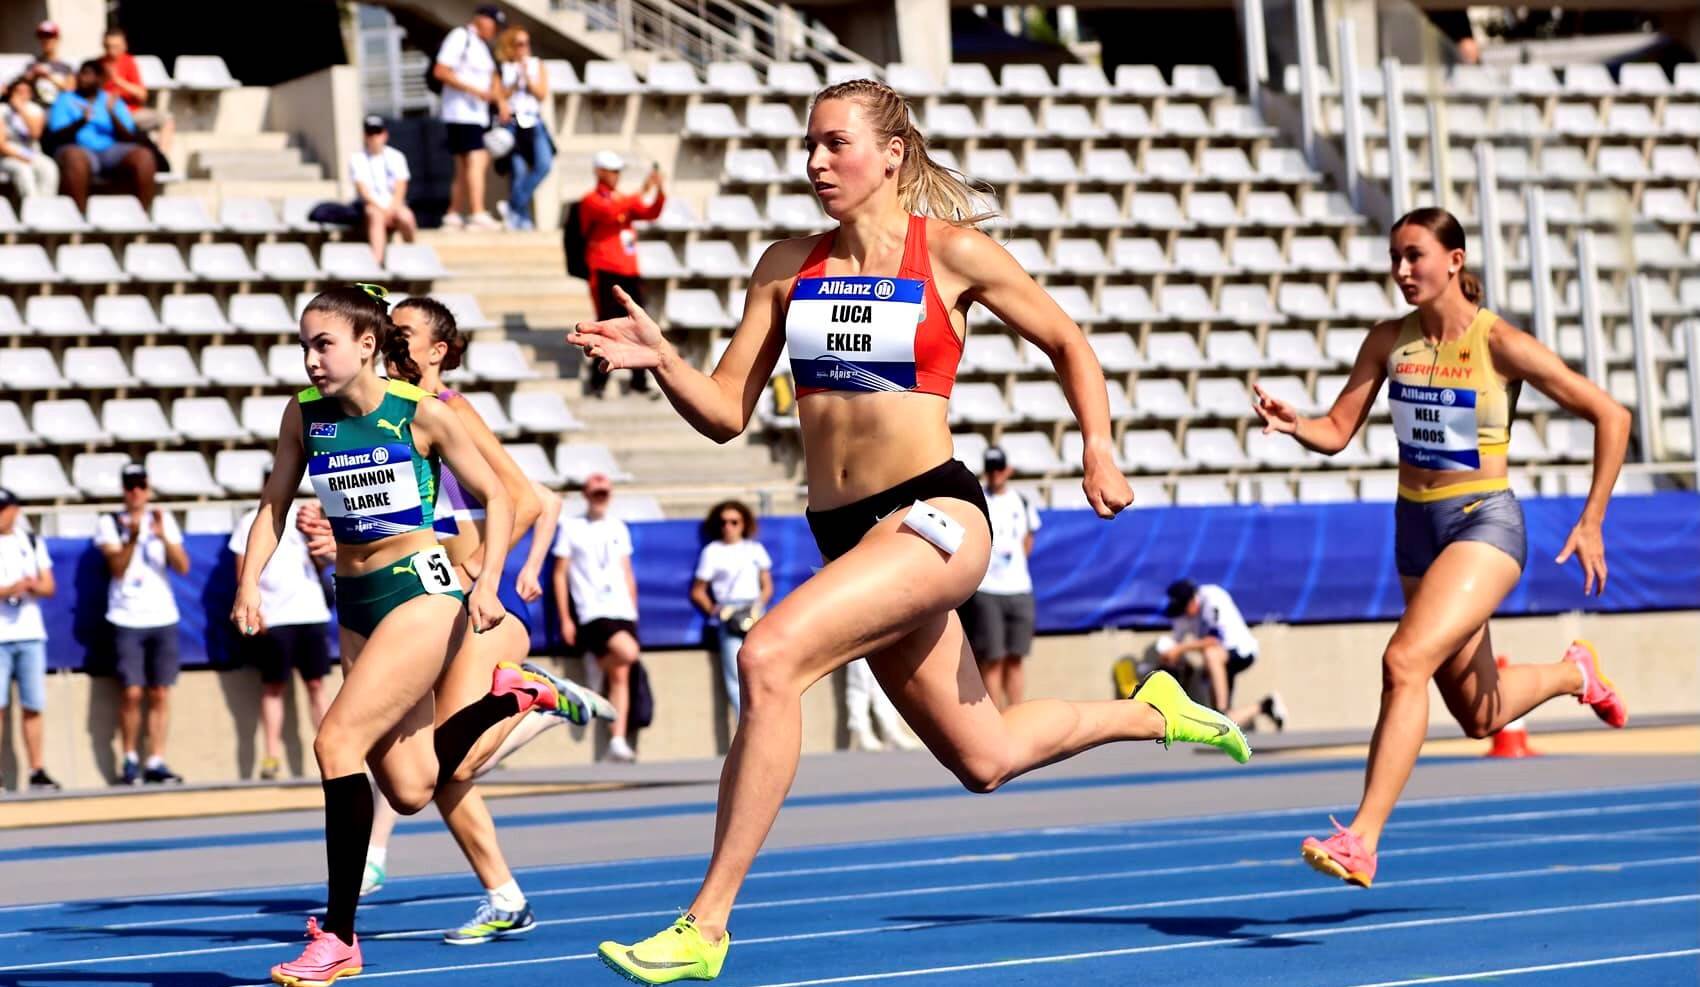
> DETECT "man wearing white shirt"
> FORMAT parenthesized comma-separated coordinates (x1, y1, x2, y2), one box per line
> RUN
(0, 488, 59, 792)
(959, 448, 1041, 708)
(94, 464, 190, 785)
(349, 115, 417, 264)
(551, 473, 642, 761)
(231, 494, 335, 781)
(1161, 579, 1286, 732)
(432, 4, 507, 231)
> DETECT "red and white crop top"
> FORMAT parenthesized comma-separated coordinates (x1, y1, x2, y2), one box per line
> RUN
(784, 214, 962, 398)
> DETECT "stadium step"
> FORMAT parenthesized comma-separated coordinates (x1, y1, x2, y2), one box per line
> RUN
(169, 178, 339, 203)
(619, 444, 790, 485)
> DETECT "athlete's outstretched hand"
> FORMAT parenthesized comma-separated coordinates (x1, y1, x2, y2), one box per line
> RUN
(567, 284, 666, 372)
(1555, 519, 1608, 596)
(1082, 443, 1133, 519)
(1252, 383, 1300, 435)
(467, 582, 507, 634)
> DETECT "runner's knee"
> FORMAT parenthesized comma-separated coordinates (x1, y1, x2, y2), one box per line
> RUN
(736, 628, 798, 708)
(1381, 639, 1432, 693)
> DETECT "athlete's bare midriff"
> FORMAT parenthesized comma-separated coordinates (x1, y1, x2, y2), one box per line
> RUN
(798, 391, 956, 510)
(333, 528, 443, 578)
(1396, 454, 1510, 494)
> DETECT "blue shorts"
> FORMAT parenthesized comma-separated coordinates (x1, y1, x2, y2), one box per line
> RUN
(1394, 487, 1527, 578)
(0, 639, 48, 712)
(498, 578, 533, 637)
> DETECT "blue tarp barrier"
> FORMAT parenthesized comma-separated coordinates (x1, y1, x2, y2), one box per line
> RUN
(36, 492, 1700, 672)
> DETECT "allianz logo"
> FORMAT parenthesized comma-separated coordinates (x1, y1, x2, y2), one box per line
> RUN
(816, 279, 895, 298)
(325, 451, 374, 469)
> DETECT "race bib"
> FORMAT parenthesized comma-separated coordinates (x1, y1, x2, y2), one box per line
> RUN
(788, 276, 924, 392)
(1390, 383, 1480, 472)
(307, 443, 425, 541)
(412, 546, 460, 595)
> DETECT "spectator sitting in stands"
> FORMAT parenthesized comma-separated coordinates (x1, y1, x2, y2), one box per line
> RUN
(0, 488, 59, 793)
(45, 59, 156, 211)
(2, 76, 58, 199)
(101, 27, 175, 156)
(230, 476, 336, 782)
(349, 115, 417, 264)
(95, 464, 190, 785)
(23, 21, 73, 108)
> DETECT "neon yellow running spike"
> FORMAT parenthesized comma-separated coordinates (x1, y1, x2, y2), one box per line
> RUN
(599, 914, 729, 984)
(1132, 670, 1253, 763)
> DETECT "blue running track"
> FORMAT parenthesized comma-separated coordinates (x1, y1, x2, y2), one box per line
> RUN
(0, 778, 1696, 986)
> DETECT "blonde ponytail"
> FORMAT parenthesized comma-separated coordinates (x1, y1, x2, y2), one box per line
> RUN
(811, 79, 998, 226)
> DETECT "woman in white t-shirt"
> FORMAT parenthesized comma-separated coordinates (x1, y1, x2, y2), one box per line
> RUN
(494, 26, 552, 231)
(689, 501, 773, 722)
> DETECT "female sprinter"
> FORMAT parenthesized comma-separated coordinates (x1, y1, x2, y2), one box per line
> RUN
(570, 78, 1253, 983)
(1251, 207, 1631, 889)
(354, 296, 614, 945)
(234, 285, 574, 986)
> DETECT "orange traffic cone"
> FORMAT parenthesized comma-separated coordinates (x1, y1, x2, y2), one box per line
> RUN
(1486, 655, 1539, 758)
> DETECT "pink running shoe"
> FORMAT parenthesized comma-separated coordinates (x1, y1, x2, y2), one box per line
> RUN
(1301, 817, 1377, 888)
(1565, 639, 1628, 728)
(491, 661, 559, 714)
(270, 917, 362, 986)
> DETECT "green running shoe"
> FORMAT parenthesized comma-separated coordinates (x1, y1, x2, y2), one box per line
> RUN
(1132, 670, 1253, 763)
(599, 913, 729, 984)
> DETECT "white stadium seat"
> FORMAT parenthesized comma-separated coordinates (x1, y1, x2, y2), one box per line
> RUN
(73, 452, 133, 499)
(1, 455, 81, 501)
(32, 399, 110, 445)
(172, 397, 248, 441)
(145, 450, 223, 497)
(133, 345, 207, 387)
(553, 442, 631, 484)
(103, 398, 176, 442)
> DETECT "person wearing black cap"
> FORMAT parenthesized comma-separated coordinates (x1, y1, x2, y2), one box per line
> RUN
(0, 488, 60, 792)
(434, 4, 508, 231)
(94, 464, 190, 785)
(1160, 578, 1285, 733)
(957, 447, 1041, 708)
(349, 114, 417, 264)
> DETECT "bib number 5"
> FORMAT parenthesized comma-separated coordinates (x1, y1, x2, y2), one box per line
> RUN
(413, 546, 461, 595)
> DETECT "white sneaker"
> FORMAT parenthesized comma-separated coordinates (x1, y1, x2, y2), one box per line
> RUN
(467, 212, 501, 231)
(849, 728, 884, 752)
(604, 735, 636, 762)
(440, 212, 465, 231)
(1262, 692, 1289, 732)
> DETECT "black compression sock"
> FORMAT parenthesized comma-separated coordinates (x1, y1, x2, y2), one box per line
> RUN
(433, 693, 522, 789)
(322, 773, 374, 945)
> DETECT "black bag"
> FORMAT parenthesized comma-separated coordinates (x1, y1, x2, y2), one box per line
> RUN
(426, 28, 493, 96)
(629, 658, 654, 730)
(562, 199, 589, 279)
(308, 201, 364, 227)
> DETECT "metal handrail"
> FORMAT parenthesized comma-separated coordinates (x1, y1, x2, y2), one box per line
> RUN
(556, 0, 868, 70)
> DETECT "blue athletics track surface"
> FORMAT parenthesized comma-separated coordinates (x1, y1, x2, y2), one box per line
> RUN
(1, 736, 1696, 986)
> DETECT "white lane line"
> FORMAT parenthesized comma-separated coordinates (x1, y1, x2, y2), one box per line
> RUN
(4, 824, 1692, 975)
(740, 895, 1700, 987)
(1343, 948, 1700, 986)
(4, 777, 1691, 913)
(227, 875, 1700, 985)
(12, 796, 1694, 939)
